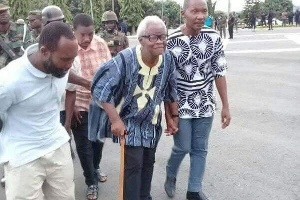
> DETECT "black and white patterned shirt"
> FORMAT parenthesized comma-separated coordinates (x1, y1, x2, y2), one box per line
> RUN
(167, 28, 227, 118)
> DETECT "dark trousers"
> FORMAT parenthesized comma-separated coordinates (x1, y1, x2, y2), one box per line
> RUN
(228, 26, 234, 39)
(268, 22, 273, 30)
(72, 111, 104, 186)
(124, 146, 156, 200)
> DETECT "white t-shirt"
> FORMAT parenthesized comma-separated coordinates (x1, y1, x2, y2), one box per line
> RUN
(0, 44, 70, 167)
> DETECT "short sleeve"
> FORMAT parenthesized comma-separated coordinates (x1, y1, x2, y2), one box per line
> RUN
(211, 36, 227, 78)
(0, 80, 14, 130)
(66, 57, 82, 91)
(164, 53, 178, 102)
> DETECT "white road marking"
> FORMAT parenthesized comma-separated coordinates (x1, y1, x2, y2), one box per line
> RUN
(285, 34, 300, 45)
(228, 39, 289, 44)
(234, 32, 300, 38)
(226, 48, 300, 54)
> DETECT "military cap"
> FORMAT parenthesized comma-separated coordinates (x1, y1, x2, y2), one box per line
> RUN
(29, 10, 42, 16)
(0, 1, 9, 11)
(102, 11, 118, 22)
(16, 18, 25, 24)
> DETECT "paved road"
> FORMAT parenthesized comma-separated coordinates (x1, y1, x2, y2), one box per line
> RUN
(1, 27, 300, 200)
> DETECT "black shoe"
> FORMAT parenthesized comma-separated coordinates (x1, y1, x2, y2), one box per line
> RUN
(186, 191, 209, 200)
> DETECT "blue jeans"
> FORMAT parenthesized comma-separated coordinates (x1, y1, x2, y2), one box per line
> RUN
(166, 117, 213, 192)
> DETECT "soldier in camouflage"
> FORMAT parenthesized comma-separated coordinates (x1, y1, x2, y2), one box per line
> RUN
(32, 5, 65, 43)
(0, 2, 32, 68)
(98, 11, 129, 57)
(27, 10, 42, 42)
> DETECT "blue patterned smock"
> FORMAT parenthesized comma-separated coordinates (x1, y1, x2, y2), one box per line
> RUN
(89, 46, 177, 148)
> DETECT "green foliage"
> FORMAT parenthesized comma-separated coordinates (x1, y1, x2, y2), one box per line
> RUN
(51, 0, 72, 22)
(161, 0, 182, 28)
(29, 0, 48, 11)
(83, 0, 104, 30)
(241, 0, 262, 25)
(241, 0, 294, 25)
(207, 0, 217, 16)
(8, 0, 30, 20)
(120, 0, 143, 30)
(263, 0, 293, 18)
(141, 0, 161, 17)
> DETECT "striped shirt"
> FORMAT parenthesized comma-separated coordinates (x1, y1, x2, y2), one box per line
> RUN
(90, 47, 177, 148)
(76, 35, 111, 111)
(167, 28, 227, 118)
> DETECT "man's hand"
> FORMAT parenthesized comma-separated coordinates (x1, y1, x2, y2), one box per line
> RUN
(111, 119, 126, 137)
(64, 122, 71, 134)
(165, 117, 179, 136)
(72, 107, 82, 128)
(84, 80, 92, 91)
(221, 107, 231, 129)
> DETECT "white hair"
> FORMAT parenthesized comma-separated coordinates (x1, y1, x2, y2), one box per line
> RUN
(136, 16, 167, 38)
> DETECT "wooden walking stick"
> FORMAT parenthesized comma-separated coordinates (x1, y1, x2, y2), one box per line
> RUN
(119, 135, 125, 200)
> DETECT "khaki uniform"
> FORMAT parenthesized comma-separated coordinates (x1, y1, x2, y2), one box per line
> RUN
(31, 29, 40, 43)
(0, 22, 32, 68)
(98, 29, 129, 57)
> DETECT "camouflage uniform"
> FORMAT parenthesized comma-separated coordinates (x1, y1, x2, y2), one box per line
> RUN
(32, 6, 66, 43)
(27, 10, 42, 43)
(0, 22, 32, 69)
(98, 29, 129, 57)
(99, 11, 129, 57)
(31, 29, 40, 43)
(0, 3, 32, 68)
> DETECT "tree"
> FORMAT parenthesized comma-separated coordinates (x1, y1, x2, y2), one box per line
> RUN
(83, 0, 104, 30)
(51, 0, 72, 22)
(241, 0, 262, 25)
(104, 0, 121, 18)
(8, 0, 30, 20)
(29, 0, 48, 11)
(141, 0, 160, 17)
(161, 0, 181, 28)
(207, 0, 217, 16)
(263, 0, 293, 19)
(120, 0, 143, 34)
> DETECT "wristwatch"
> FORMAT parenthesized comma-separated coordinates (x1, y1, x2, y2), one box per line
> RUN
(171, 114, 179, 118)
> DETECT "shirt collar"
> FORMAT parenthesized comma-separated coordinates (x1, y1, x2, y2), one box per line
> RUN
(78, 36, 97, 52)
(136, 45, 163, 76)
(24, 44, 48, 78)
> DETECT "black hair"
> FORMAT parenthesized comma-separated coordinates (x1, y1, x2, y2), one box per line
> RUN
(73, 13, 94, 30)
(39, 21, 75, 52)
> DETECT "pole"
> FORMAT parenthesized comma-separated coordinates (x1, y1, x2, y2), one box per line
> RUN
(90, 0, 94, 21)
(162, 0, 164, 18)
(119, 136, 125, 200)
(228, 0, 231, 16)
(112, 0, 115, 12)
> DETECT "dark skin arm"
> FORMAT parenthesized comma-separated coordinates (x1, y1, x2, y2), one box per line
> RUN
(215, 76, 231, 129)
(164, 102, 179, 136)
(68, 71, 91, 91)
(100, 102, 126, 137)
(64, 90, 76, 133)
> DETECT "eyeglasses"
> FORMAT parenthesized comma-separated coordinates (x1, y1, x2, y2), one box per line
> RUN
(141, 34, 167, 42)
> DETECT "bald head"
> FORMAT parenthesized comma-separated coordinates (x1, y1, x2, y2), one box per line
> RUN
(183, 0, 207, 11)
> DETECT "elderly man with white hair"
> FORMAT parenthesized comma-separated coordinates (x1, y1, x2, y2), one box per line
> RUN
(89, 16, 178, 199)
